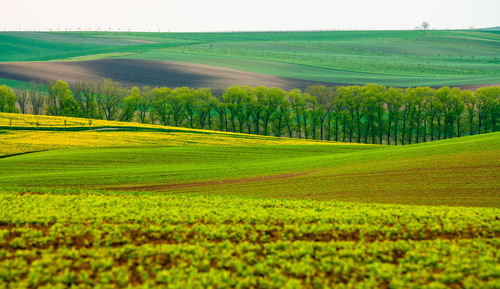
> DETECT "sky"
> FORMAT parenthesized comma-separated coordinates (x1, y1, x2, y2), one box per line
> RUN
(1, 0, 499, 32)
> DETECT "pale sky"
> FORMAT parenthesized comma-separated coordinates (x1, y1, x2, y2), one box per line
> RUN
(1, 0, 499, 32)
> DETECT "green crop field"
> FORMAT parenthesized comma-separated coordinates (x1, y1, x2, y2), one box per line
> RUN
(1, 112, 498, 207)
(1, 192, 498, 288)
(1, 114, 499, 288)
(1, 30, 500, 87)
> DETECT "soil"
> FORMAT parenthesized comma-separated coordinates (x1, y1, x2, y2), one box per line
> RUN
(0, 59, 341, 90)
(114, 170, 319, 191)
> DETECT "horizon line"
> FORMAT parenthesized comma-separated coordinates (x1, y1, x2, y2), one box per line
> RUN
(0, 27, 495, 34)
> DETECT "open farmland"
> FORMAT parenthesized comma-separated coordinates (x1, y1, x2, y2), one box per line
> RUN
(0, 113, 498, 207)
(1, 30, 500, 88)
(0, 59, 332, 90)
(0, 113, 499, 287)
(0, 192, 498, 288)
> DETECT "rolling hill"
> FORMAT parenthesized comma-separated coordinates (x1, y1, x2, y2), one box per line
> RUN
(1, 113, 498, 207)
(1, 113, 499, 288)
(1, 30, 499, 88)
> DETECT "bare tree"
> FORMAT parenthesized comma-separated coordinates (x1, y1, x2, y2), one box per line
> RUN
(14, 87, 29, 114)
(137, 86, 153, 124)
(96, 78, 124, 120)
(29, 82, 45, 115)
(71, 81, 97, 118)
(421, 21, 430, 30)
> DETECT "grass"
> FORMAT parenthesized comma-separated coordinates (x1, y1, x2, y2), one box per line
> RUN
(0, 78, 33, 89)
(1, 30, 500, 86)
(0, 113, 498, 207)
(0, 113, 498, 288)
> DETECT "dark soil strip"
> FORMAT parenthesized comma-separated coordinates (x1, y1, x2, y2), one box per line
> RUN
(0, 59, 342, 90)
(114, 170, 319, 191)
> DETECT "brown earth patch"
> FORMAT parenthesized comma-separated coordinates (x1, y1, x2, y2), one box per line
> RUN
(0, 59, 340, 90)
(0, 58, 497, 90)
(113, 170, 320, 191)
(457, 83, 500, 90)
(18, 191, 45, 196)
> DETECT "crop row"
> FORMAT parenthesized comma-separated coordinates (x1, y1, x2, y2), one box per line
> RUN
(1, 239, 498, 289)
(0, 192, 498, 288)
(2, 193, 498, 225)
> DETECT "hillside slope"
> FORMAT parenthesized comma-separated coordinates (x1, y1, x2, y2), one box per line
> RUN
(1, 114, 498, 207)
(1, 30, 499, 87)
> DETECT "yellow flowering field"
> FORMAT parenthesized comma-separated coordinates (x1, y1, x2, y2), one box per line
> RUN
(0, 113, 372, 157)
(0, 112, 180, 130)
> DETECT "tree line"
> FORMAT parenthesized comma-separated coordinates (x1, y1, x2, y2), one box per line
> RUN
(0, 79, 498, 144)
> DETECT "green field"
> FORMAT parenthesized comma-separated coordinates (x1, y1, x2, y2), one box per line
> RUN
(1, 114, 499, 287)
(1, 113, 498, 207)
(1, 30, 500, 86)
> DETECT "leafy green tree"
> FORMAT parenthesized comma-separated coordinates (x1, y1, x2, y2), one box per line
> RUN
(151, 87, 172, 126)
(70, 81, 98, 118)
(475, 86, 500, 133)
(434, 97, 444, 140)
(400, 89, 414, 145)
(385, 87, 403, 145)
(362, 91, 376, 144)
(241, 89, 256, 134)
(137, 86, 154, 124)
(281, 95, 295, 138)
(273, 96, 292, 137)
(361, 84, 386, 144)
(299, 96, 310, 139)
(183, 88, 197, 128)
(252, 86, 267, 135)
(489, 88, 500, 132)
(60, 93, 81, 117)
(46, 80, 66, 116)
(121, 86, 141, 122)
(170, 87, 189, 127)
(450, 88, 465, 138)
(408, 87, 433, 143)
(238, 86, 253, 133)
(212, 89, 227, 131)
(424, 91, 439, 141)
(4, 78, 498, 144)
(223, 85, 247, 132)
(46, 80, 80, 117)
(349, 86, 363, 143)
(330, 88, 344, 142)
(464, 90, 476, 135)
(374, 89, 386, 144)
(288, 89, 305, 138)
(195, 88, 215, 129)
(308, 96, 319, 140)
(435, 87, 454, 139)
(97, 78, 125, 121)
(305, 85, 331, 140)
(0, 84, 18, 113)
(337, 86, 357, 142)
(45, 80, 60, 116)
(262, 87, 285, 136)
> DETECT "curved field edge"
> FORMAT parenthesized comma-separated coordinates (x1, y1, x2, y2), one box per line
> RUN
(0, 191, 498, 288)
(0, 112, 357, 157)
(1, 30, 500, 87)
(1, 129, 498, 207)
